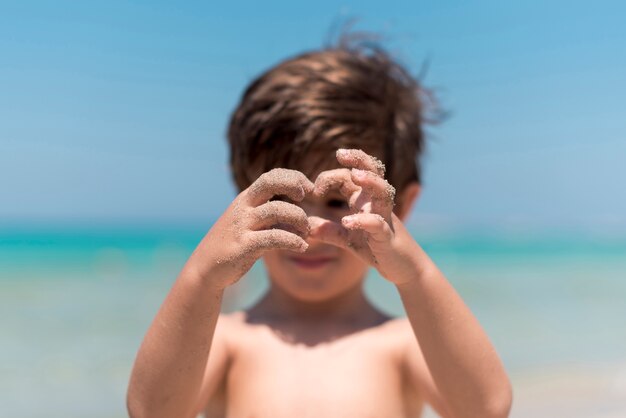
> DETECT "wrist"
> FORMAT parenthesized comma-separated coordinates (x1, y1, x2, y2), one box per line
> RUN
(395, 275, 422, 294)
(180, 256, 232, 294)
(392, 248, 436, 291)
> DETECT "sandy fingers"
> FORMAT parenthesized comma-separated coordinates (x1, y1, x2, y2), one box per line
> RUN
(313, 168, 361, 206)
(250, 200, 310, 237)
(246, 168, 315, 206)
(308, 215, 348, 247)
(336, 148, 386, 177)
(351, 169, 396, 207)
(248, 229, 308, 253)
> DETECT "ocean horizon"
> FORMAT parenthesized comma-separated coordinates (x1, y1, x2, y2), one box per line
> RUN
(2, 222, 625, 417)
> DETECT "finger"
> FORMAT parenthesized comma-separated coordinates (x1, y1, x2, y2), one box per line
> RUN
(246, 168, 315, 206)
(342, 213, 393, 243)
(336, 149, 386, 177)
(310, 216, 374, 265)
(313, 169, 360, 204)
(308, 216, 349, 249)
(250, 200, 310, 237)
(351, 169, 396, 213)
(247, 229, 309, 253)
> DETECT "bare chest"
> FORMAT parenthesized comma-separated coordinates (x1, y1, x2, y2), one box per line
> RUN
(219, 328, 417, 418)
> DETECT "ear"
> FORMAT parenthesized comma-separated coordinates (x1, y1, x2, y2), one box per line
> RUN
(394, 182, 421, 222)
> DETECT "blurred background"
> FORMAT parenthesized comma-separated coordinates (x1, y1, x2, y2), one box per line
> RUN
(1, 1, 625, 417)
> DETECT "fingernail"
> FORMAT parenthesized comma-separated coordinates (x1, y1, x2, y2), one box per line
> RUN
(342, 216, 355, 226)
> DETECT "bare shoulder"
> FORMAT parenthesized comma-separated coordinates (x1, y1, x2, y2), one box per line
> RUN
(375, 317, 425, 361)
(351, 316, 417, 359)
(376, 316, 414, 339)
(218, 311, 245, 326)
(217, 311, 247, 326)
(214, 310, 265, 343)
(383, 317, 426, 353)
(381, 316, 411, 330)
(215, 311, 249, 336)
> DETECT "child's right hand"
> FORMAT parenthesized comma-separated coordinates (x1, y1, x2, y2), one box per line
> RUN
(185, 168, 314, 290)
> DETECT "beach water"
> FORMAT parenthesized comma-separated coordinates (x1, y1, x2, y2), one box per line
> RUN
(1, 224, 625, 417)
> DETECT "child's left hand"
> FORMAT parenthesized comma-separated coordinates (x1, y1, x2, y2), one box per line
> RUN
(309, 149, 421, 285)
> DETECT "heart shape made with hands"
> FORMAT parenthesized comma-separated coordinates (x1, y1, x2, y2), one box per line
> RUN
(304, 149, 397, 264)
(207, 149, 398, 282)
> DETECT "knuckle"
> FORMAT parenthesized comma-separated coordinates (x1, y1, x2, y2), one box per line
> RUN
(273, 167, 303, 180)
(316, 171, 331, 182)
(257, 171, 271, 183)
(292, 203, 308, 217)
(273, 200, 306, 217)
(267, 167, 284, 175)
(267, 230, 299, 249)
(255, 207, 275, 222)
(239, 233, 253, 251)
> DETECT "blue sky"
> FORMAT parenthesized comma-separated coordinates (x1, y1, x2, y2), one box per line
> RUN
(1, 1, 625, 231)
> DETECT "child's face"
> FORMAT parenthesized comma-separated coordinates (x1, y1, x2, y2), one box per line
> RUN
(262, 186, 370, 302)
(261, 149, 373, 302)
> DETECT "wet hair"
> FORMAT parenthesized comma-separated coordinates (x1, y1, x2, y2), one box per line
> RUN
(227, 35, 439, 200)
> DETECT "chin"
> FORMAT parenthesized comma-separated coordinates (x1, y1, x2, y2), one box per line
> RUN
(263, 248, 369, 302)
(270, 266, 368, 304)
(283, 285, 350, 303)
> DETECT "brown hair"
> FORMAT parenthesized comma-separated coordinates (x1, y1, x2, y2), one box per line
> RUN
(227, 36, 438, 200)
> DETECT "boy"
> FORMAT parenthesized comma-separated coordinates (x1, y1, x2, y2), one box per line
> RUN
(127, 40, 512, 418)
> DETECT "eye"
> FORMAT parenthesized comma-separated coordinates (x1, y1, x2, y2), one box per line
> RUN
(327, 198, 349, 209)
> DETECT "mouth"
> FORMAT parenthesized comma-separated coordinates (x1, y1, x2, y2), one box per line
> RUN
(287, 255, 337, 270)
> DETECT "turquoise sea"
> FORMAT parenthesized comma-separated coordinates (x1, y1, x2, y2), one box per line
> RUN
(2, 223, 625, 417)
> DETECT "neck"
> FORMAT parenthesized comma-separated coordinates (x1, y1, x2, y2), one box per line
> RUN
(253, 280, 381, 325)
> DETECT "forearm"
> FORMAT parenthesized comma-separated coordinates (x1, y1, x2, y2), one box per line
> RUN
(125, 169, 312, 417)
(127, 261, 224, 418)
(396, 244, 512, 418)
